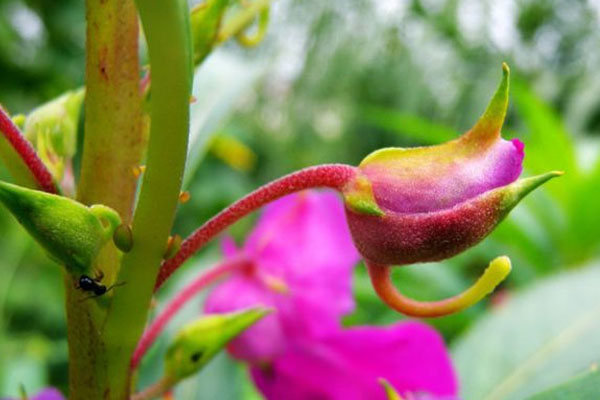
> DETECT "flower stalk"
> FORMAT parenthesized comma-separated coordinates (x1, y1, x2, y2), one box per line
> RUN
(156, 163, 357, 288)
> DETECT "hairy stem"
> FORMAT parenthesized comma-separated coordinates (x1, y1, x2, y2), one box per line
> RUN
(156, 164, 357, 289)
(131, 257, 248, 370)
(101, 0, 193, 396)
(0, 107, 57, 193)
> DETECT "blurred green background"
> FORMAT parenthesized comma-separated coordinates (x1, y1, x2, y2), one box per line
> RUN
(1, 0, 600, 399)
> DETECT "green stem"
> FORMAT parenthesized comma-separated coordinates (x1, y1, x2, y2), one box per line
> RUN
(66, 0, 143, 397)
(102, 0, 192, 397)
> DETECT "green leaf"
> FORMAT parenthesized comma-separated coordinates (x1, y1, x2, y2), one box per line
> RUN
(526, 369, 600, 400)
(452, 263, 600, 400)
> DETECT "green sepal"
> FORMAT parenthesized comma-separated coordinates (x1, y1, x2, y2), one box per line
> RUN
(342, 173, 384, 216)
(190, 0, 230, 65)
(378, 378, 403, 400)
(165, 307, 270, 382)
(0, 181, 121, 274)
(500, 171, 564, 209)
(23, 89, 85, 181)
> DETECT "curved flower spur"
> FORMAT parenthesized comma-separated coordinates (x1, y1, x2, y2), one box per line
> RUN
(343, 63, 562, 317)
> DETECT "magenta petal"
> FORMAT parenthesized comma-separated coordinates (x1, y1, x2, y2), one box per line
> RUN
(205, 191, 360, 362)
(244, 191, 360, 330)
(31, 388, 65, 400)
(251, 321, 458, 400)
(362, 137, 524, 214)
(205, 274, 286, 362)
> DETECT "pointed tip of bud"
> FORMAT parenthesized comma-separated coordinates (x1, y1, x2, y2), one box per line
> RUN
(504, 170, 563, 205)
(469, 62, 510, 141)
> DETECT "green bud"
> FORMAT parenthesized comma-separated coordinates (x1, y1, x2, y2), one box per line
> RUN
(0, 181, 121, 274)
(191, 0, 229, 64)
(165, 307, 270, 382)
(23, 89, 85, 180)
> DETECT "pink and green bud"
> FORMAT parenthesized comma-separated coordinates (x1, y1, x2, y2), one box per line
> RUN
(341, 64, 562, 317)
(22, 89, 85, 181)
(344, 63, 560, 265)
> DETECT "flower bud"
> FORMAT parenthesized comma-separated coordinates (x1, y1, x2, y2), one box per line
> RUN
(343, 63, 560, 266)
(23, 89, 84, 181)
(164, 307, 269, 382)
(0, 181, 121, 274)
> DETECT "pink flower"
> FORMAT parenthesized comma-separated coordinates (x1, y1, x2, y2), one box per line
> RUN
(205, 191, 360, 362)
(250, 322, 457, 400)
(205, 191, 458, 399)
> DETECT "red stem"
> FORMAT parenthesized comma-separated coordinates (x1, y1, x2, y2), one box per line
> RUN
(155, 164, 357, 289)
(0, 106, 57, 193)
(131, 256, 249, 370)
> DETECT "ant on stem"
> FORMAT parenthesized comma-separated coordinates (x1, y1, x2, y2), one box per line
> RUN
(76, 270, 125, 301)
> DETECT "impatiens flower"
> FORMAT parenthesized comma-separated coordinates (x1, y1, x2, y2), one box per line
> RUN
(344, 63, 558, 266)
(205, 191, 459, 399)
(342, 63, 561, 317)
(205, 191, 360, 362)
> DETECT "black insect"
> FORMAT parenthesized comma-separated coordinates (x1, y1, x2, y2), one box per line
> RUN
(76, 270, 125, 301)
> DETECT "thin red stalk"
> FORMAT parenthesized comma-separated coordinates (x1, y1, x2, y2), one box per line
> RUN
(131, 256, 249, 369)
(155, 163, 357, 289)
(0, 107, 57, 193)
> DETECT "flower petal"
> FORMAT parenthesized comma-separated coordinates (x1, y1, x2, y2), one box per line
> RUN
(31, 388, 65, 400)
(206, 191, 360, 362)
(359, 64, 524, 214)
(250, 322, 458, 400)
(244, 191, 360, 335)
